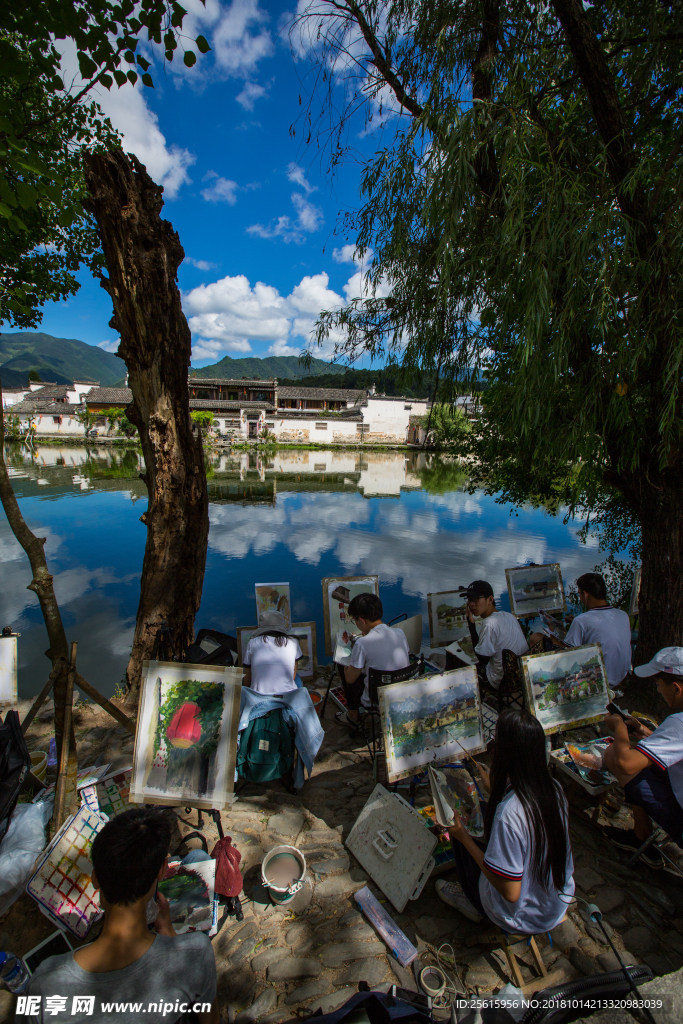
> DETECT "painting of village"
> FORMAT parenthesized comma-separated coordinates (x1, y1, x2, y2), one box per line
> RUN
(379, 666, 485, 781)
(427, 591, 470, 647)
(521, 643, 609, 734)
(322, 575, 379, 654)
(506, 563, 566, 617)
(255, 583, 292, 628)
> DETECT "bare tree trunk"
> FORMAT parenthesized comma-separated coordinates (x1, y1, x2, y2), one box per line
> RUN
(0, 381, 73, 755)
(83, 151, 209, 703)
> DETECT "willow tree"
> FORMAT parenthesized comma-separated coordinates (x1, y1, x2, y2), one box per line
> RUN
(296, 0, 683, 701)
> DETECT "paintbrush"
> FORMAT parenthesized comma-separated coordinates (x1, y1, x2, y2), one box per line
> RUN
(450, 735, 487, 775)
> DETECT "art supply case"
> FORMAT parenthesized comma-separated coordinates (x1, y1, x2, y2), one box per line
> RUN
(345, 784, 437, 912)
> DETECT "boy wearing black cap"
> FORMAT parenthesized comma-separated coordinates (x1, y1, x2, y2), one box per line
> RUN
(466, 580, 528, 690)
(601, 647, 683, 867)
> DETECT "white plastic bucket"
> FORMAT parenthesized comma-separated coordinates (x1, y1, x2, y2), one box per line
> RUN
(261, 845, 306, 904)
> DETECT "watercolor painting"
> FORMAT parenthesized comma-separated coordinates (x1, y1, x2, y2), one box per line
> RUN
(427, 591, 471, 647)
(158, 858, 216, 934)
(506, 563, 567, 617)
(27, 804, 107, 939)
(130, 662, 241, 810)
(255, 582, 291, 628)
(237, 622, 317, 680)
(378, 666, 485, 782)
(629, 567, 641, 617)
(322, 575, 379, 655)
(0, 635, 17, 707)
(521, 643, 609, 734)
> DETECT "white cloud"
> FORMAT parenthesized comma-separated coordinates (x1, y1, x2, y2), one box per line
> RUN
(210, 0, 274, 77)
(97, 339, 120, 353)
(332, 243, 374, 264)
(236, 80, 268, 109)
(287, 164, 315, 194)
(201, 174, 240, 204)
(267, 340, 301, 357)
(185, 257, 219, 271)
(247, 193, 323, 243)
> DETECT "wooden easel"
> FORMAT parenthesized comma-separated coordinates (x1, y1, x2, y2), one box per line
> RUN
(20, 643, 136, 833)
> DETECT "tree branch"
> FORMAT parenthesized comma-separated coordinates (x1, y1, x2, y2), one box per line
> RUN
(347, 1, 423, 118)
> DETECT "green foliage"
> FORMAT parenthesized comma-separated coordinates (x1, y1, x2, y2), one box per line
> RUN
(417, 455, 468, 494)
(156, 680, 225, 760)
(422, 404, 471, 447)
(27, 368, 41, 382)
(191, 410, 216, 429)
(105, 406, 125, 431)
(75, 408, 99, 436)
(118, 414, 138, 438)
(1, 413, 21, 438)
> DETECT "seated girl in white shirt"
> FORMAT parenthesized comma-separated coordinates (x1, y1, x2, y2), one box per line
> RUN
(243, 611, 303, 696)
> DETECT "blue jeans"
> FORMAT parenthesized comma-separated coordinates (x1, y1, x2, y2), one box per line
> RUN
(624, 766, 683, 843)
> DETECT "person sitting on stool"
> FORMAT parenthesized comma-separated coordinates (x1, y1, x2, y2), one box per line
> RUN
(243, 610, 303, 695)
(336, 592, 410, 731)
(530, 572, 631, 690)
(601, 647, 683, 869)
(435, 708, 575, 932)
(466, 580, 528, 692)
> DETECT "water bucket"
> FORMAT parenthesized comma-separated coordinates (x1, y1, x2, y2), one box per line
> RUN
(308, 689, 323, 719)
(30, 751, 47, 782)
(261, 845, 307, 904)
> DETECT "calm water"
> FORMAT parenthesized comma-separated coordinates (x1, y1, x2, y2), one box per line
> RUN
(1, 444, 601, 699)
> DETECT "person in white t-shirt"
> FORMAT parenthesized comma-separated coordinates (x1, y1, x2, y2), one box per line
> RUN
(338, 592, 410, 731)
(530, 572, 632, 688)
(465, 580, 528, 690)
(243, 611, 303, 696)
(601, 647, 683, 868)
(435, 708, 574, 931)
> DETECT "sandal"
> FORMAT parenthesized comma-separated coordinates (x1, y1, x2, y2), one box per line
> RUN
(335, 710, 360, 732)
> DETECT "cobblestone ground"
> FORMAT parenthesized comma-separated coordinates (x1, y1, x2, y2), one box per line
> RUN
(4, 671, 683, 1024)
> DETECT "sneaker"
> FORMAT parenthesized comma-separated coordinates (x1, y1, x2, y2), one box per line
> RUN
(435, 879, 483, 922)
(334, 710, 360, 732)
(602, 826, 665, 869)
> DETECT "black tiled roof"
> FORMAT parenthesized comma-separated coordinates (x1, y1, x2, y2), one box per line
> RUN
(277, 386, 366, 403)
(85, 387, 133, 404)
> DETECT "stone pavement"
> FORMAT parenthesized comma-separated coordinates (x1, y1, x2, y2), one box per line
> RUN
(5, 673, 683, 1024)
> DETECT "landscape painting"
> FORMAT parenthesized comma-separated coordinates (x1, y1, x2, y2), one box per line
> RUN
(427, 591, 470, 647)
(255, 582, 291, 628)
(236, 622, 316, 679)
(0, 635, 17, 707)
(506, 563, 567, 617)
(378, 666, 485, 782)
(322, 575, 379, 655)
(130, 662, 241, 810)
(521, 643, 609, 734)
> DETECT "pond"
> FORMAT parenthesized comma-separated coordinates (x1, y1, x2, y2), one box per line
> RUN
(1, 444, 600, 699)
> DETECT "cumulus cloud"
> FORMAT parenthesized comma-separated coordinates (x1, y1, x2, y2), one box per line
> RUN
(332, 243, 374, 264)
(201, 172, 240, 204)
(97, 339, 120, 353)
(184, 270, 345, 358)
(236, 80, 269, 109)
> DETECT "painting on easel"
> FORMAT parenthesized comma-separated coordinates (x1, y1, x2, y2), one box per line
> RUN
(255, 583, 291, 628)
(378, 666, 485, 782)
(130, 662, 241, 810)
(0, 635, 17, 708)
(506, 563, 567, 617)
(322, 575, 379, 656)
(521, 643, 609, 735)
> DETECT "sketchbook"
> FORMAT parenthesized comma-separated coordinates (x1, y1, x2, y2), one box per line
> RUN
(158, 858, 217, 936)
(427, 764, 484, 837)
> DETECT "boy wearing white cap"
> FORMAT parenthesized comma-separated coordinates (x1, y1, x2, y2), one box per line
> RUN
(601, 647, 683, 867)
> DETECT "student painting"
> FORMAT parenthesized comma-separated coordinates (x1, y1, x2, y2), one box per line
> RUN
(243, 610, 303, 695)
(27, 808, 218, 1024)
(436, 709, 575, 933)
(466, 580, 528, 691)
(337, 592, 410, 730)
(601, 647, 683, 869)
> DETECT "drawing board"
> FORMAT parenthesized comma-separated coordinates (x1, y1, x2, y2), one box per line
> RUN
(0, 635, 17, 707)
(159, 858, 217, 935)
(26, 804, 107, 938)
(629, 567, 641, 617)
(130, 661, 241, 809)
(255, 582, 291, 628)
(236, 622, 317, 680)
(427, 592, 476, 647)
(506, 563, 567, 617)
(322, 575, 379, 656)
(520, 643, 609, 734)
(378, 666, 485, 782)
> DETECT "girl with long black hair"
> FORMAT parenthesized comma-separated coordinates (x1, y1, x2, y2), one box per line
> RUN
(436, 709, 575, 933)
(243, 610, 304, 695)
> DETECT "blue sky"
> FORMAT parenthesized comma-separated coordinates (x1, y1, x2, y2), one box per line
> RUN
(33, 1, 393, 368)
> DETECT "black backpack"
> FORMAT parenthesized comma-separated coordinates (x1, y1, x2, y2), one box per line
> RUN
(0, 710, 32, 840)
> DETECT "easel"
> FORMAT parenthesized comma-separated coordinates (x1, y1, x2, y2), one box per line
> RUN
(20, 642, 136, 834)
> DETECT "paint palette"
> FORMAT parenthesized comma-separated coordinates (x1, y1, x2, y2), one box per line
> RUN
(26, 804, 107, 938)
(81, 767, 137, 818)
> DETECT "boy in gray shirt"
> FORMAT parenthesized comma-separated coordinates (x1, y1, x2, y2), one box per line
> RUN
(24, 808, 217, 1024)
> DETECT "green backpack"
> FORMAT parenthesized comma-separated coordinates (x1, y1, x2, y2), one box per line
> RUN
(236, 710, 295, 783)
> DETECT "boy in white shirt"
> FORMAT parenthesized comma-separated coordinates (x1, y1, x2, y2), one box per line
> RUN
(338, 592, 410, 730)
(466, 580, 528, 691)
(601, 647, 683, 868)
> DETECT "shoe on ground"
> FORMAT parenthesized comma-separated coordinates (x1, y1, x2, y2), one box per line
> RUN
(602, 826, 664, 869)
(334, 710, 360, 732)
(435, 878, 483, 922)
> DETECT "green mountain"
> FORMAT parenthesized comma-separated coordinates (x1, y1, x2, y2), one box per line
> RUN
(190, 354, 346, 380)
(0, 332, 126, 388)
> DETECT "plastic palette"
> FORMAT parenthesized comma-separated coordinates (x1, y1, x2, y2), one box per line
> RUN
(27, 804, 107, 938)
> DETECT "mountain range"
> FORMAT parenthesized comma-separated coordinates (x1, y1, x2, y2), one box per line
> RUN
(189, 353, 345, 380)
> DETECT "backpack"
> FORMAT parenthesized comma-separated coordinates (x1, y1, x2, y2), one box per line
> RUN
(0, 710, 32, 841)
(236, 710, 295, 783)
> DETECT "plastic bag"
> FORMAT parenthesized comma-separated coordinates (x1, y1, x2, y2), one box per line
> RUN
(0, 799, 52, 896)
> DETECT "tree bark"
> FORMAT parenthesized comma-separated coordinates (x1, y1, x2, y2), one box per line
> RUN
(82, 150, 209, 702)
